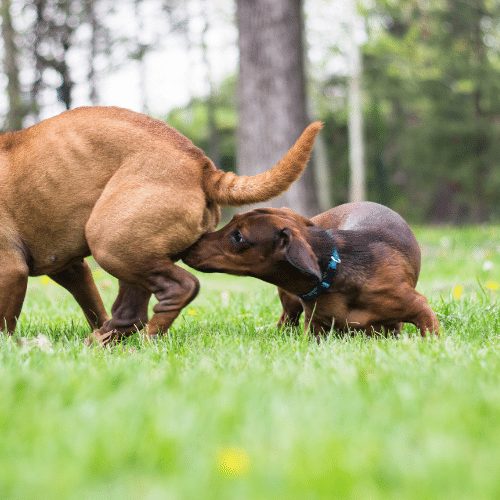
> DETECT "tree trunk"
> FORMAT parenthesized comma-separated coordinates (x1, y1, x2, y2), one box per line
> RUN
(200, 0, 220, 164)
(56, 52, 72, 109)
(57, 24, 73, 110)
(236, 0, 319, 216)
(135, 0, 149, 113)
(347, 0, 366, 202)
(470, 0, 489, 222)
(1, 0, 25, 130)
(30, 0, 46, 121)
(87, 0, 99, 105)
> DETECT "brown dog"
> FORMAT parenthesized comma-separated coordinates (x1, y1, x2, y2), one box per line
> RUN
(0, 106, 322, 343)
(183, 202, 440, 336)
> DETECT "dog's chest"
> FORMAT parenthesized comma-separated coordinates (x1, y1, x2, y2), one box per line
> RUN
(302, 293, 350, 329)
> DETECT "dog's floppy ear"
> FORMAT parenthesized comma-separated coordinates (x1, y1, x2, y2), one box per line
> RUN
(277, 228, 321, 282)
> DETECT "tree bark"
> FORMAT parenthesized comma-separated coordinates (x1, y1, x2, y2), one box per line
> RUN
(135, 0, 149, 113)
(200, 0, 220, 164)
(57, 24, 73, 110)
(470, 0, 489, 222)
(87, 0, 99, 105)
(1, 0, 25, 130)
(30, 0, 46, 121)
(236, 0, 319, 216)
(347, 0, 366, 202)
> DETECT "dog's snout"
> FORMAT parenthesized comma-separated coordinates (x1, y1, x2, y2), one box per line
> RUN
(182, 248, 200, 267)
(182, 238, 211, 267)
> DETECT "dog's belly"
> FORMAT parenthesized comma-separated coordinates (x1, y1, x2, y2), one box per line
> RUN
(310, 310, 374, 331)
(25, 230, 90, 276)
(0, 190, 94, 277)
(10, 197, 97, 276)
(304, 293, 352, 330)
(304, 292, 390, 332)
(3, 164, 109, 276)
(8, 187, 96, 276)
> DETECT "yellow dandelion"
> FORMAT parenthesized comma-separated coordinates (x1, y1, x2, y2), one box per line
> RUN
(40, 276, 52, 285)
(452, 284, 463, 300)
(485, 281, 499, 291)
(187, 308, 198, 316)
(92, 269, 104, 280)
(217, 447, 250, 476)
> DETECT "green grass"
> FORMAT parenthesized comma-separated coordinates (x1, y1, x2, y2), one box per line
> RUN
(1, 226, 499, 499)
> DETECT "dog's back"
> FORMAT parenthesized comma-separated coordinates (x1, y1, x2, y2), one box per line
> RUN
(313, 201, 421, 280)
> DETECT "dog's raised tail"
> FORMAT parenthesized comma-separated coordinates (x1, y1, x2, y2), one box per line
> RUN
(203, 121, 323, 206)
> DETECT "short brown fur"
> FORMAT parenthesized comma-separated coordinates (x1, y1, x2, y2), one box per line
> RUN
(184, 202, 439, 338)
(0, 106, 322, 343)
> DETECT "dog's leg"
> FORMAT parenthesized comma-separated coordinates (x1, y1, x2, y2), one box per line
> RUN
(85, 262, 198, 344)
(85, 170, 204, 343)
(403, 291, 439, 336)
(368, 321, 402, 337)
(49, 261, 109, 329)
(410, 304, 440, 337)
(277, 288, 303, 327)
(303, 312, 327, 342)
(0, 252, 29, 333)
(144, 262, 199, 337)
(382, 321, 402, 336)
(362, 288, 438, 337)
(86, 281, 151, 345)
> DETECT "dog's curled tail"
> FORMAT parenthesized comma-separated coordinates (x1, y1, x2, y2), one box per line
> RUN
(203, 121, 323, 206)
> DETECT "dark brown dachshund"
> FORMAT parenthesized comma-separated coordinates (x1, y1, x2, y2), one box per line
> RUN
(184, 202, 439, 337)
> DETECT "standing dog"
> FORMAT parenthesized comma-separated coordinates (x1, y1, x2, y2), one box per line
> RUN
(0, 106, 322, 343)
(184, 202, 440, 336)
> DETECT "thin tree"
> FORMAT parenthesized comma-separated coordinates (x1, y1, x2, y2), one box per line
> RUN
(347, 0, 366, 202)
(29, 0, 45, 120)
(134, 0, 149, 113)
(1, 0, 26, 130)
(54, 0, 74, 110)
(87, 0, 99, 104)
(200, 0, 220, 164)
(29, 0, 79, 112)
(236, 0, 319, 215)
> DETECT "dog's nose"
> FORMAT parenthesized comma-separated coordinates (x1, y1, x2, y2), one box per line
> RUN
(182, 248, 200, 266)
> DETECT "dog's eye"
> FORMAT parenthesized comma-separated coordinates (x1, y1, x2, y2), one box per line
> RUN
(231, 230, 244, 244)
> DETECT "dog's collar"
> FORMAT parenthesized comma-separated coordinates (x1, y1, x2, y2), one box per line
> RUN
(298, 247, 341, 302)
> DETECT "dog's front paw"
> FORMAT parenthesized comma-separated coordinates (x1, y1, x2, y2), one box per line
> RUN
(85, 328, 120, 347)
(277, 312, 301, 329)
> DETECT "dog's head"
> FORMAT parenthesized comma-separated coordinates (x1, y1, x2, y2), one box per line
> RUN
(183, 208, 323, 291)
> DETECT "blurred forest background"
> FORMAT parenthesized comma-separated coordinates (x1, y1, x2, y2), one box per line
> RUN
(0, 0, 499, 223)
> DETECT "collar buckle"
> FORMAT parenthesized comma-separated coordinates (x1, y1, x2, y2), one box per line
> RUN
(298, 246, 340, 302)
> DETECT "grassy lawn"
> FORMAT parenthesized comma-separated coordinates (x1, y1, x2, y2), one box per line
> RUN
(1, 226, 499, 499)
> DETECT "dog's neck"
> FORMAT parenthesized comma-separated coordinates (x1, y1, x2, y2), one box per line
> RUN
(277, 228, 341, 300)
(307, 227, 339, 271)
(268, 227, 357, 299)
(297, 226, 378, 300)
(260, 229, 335, 297)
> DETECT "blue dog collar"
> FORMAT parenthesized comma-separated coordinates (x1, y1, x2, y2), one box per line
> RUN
(298, 247, 341, 302)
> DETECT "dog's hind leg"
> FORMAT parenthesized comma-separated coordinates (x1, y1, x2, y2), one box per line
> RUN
(277, 288, 303, 328)
(402, 291, 439, 336)
(410, 303, 440, 337)
(85, 165, 205, 344)
(87, 262, 198, 344)
(367, 321, 402, 337)
(49, 260, 109, 330)
(86, 281, 151, 345)
(87, 215, 199, 343)
(0, 251, 29, 333)
(143, 261, 199, 337)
